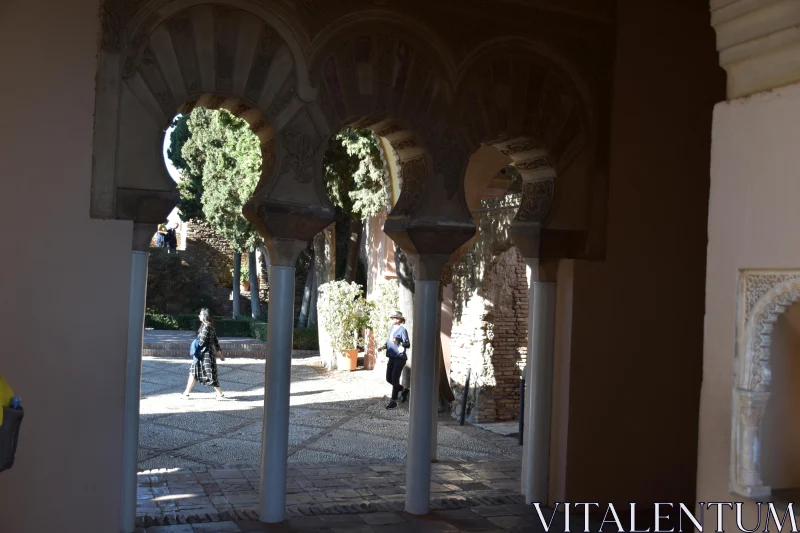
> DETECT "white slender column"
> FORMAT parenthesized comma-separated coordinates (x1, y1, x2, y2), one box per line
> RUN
(522, 276, 556, 504)
(259, 263, 296, 522)
(406, 279, 439, 514)
(431, 345, 440, 462)
(121, 223, 154, 533)
(431, 300, 442, 462)
(521, 261, 536, 495)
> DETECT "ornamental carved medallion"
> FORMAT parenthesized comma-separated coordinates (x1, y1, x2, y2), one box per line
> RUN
(515, 179, 554, 223)
(282, 131, 316, 184)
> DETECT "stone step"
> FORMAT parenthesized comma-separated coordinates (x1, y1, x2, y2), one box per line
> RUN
(143, 343, 321, 359)
(143, 341, 266, 358)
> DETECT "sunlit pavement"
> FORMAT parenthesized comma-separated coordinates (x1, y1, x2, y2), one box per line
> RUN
(137, 352, 529, 531)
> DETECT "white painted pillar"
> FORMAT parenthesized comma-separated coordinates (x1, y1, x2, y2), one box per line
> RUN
(522, 279, 556, 504)
(431, 342, 440, 462)
(406, 279, 439, 515)
(431, 299, 442, 462)
(120, 243, 150, 532)
(258, 264, 296, 523)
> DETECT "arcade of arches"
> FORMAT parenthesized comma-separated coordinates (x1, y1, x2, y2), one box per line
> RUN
(2, 0, 800, 531)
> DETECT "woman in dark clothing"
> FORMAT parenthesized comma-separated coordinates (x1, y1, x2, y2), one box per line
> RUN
(378, 310, 410, 409)
(183, 308, 226, 399)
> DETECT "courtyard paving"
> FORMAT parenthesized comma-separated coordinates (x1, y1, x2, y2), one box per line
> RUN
(137, 341, 538, 531)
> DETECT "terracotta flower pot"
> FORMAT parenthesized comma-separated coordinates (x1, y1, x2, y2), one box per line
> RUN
(337, 349, 359, 371)
(241, 281, 250, 292)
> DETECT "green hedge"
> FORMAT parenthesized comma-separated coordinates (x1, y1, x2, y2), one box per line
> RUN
(145, 312, 318, 350)
(247, 323, 318, 350)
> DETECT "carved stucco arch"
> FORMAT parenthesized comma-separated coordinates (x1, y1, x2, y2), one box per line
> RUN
(122, 0, 315, 101)
(92, 0, 329, 241)
(454, 38, 606, 260)
(731, 270, 800, 499)
(305, 19, 475, 256)
(309, 10, 458, 90)
(456, 41, 594, 221)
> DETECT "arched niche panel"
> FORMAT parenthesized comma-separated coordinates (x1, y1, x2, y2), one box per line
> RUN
(732, 270, 800, 499)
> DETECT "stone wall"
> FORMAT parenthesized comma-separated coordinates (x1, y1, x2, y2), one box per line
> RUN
(148, 219, 269, 316)
(450, 194, 528, 423)
(182, 220, 235, 288)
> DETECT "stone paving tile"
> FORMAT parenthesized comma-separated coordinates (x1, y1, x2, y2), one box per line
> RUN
(145, 526, 194, 533)
(288, 449, 360, 464)
(192, 523, 243, 533)
(138, 503, 588, 533)
(141, 355, 521, 471)
(142, 380, 180, 396)
(307, 428, 406, 460)
(138, 454, 212, 471)
(138, 463, 525, 524)
(138, 354, 528, 531)
(155, 412, 255, 435)
(140, 423, 209, 450)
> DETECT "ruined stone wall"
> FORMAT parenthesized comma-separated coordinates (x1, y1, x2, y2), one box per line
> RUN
(450, 195, 528, 423)
(182, 220, 235, 288)
(152, 220, 268, 316)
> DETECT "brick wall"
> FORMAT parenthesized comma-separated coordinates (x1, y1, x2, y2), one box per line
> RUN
(450, 195, 528, 423)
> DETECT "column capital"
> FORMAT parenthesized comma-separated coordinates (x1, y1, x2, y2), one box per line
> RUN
(510, 221, 542, 260)
(264, 237, 307, 267)
(415, 254, 450, 282)
(384, 217, 476, 259)
(711, 0, 800, 98)
(132, 222, 157, 252)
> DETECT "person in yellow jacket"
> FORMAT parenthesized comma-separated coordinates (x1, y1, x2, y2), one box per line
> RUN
(0, 374, 14, 426)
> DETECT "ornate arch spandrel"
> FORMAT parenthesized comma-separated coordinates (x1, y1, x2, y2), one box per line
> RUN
(731, 269, 800, 499)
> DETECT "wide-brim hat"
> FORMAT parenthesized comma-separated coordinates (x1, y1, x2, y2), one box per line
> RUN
(389, 310, 404, 319)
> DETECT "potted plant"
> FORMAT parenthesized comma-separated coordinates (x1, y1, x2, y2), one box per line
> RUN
(233, 261, 251, 292)
(317, 280, 368, 371)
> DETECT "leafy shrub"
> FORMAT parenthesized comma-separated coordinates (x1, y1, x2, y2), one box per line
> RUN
(144, 312, 317, 349)
(246, 322, 317, 349)
(215, 318, 258, 337)
(293, 327, 319, 350)
(145, 311, 181, 330)
(317, 280, 370, 352)
(368, 278, 399, 337)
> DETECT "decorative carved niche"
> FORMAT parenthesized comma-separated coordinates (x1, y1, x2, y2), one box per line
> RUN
(731, 269, 800, 499)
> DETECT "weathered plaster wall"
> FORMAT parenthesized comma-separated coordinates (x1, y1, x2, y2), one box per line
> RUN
(561, 0, 725, 507)
(451, 195, 528, 423)
(0, 0, 135, 531)
(363, 207, 396, 296)
(697, 80, 800, 526)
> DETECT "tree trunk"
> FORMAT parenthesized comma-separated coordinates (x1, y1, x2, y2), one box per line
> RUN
(297, 249, 315, 327)
(307, 273, 319, 328)
(395, 246, 415, 390)
(344, 218, 363, 283)
(232, 252, 241, 318)
(312, 225, 336, 367)
(308, 229, 328, 328)
(249, 250, 260, 318)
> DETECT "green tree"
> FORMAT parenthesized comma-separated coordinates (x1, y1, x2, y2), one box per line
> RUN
(323, 127, 386, 282)
(167, 114, 205, 222)
(182, 107, 264, 317)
